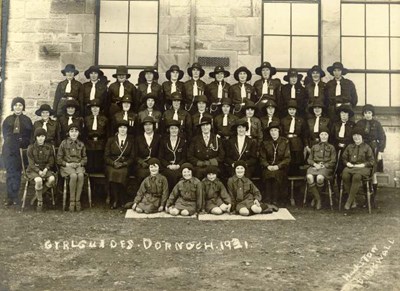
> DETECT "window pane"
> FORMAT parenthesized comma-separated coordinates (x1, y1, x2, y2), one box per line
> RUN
(98, 33, 128, 65)
(391, 5, 400, 37)
(342, 37, 365, 69)
(275, 72, 286, 84)
(391, 38, 400, 70)
(366, 38, 389, 70)
(292, 3, 318, 35)
(347, 73, 365, 106)
(292, 37, 318, 68)
(342, 4, 364, 36)
(263, 36, 290, 68)
(263, 3, 290, 35)
(366, 74, 389, 106)
(130, 1, 158, 33)
(391, 74, 400, 106)
(128, 34, 157, 66)
(366, 4, 389, 36)
(99, 1, 129, 33)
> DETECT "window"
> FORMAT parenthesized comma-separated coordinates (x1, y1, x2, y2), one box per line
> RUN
(341, 0, 400, 107)
(262, 0, 320, 77)
(96, 0, 159, 82)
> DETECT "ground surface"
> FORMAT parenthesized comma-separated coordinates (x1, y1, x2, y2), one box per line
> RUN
(0, 183, 399, 291)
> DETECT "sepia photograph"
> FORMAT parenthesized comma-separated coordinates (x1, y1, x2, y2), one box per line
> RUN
(0, 0, 399, 290)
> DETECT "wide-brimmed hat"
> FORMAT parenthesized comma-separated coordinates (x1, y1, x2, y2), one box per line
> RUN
(61, 64, 79, 76)
(319, 126, 330, 135)
(327, 62, 349, 76)
(194, 95, 208, 105)
(234, 160, 247, 170)
(148, 157, 161, 168)
(209, 66, 230, 78)
(362, 104, 375, 116)
(170, 92, 183, 102)
(231, 118, 249, 132)
(142, 93, 157, 104)
(308, 99, 326, 114)
(11, 97, 26, 111)
(255, 62, 277, 77)
(118, 94, 133, 104)
(141, 116, 156, 126)
(286, 99, 298, 109)
(187, 62, 205, 78)
(35, 104, 55, 116)
(63, 98, 79, 110)
(181, 162, 193, 172)
(139, 67, 159, 81)
(87, 98, 102, 108)
(112, 66, 131, 79)
(115, 118, 129, 128)
(234, 66, 252, 82)
(84, 66, 104, 79)
(34, 127, 47, 139)
(352, 125, 365, 137)
(244, 100, 256, 110)
(267, 121, 280, 131)
(220, 97, 232, 106)
(307, 65, 326, 79)
(336, 104, 354, 118)
(67, 123, 81, 132)
(205, 165, 219, 175)
(166, 119, 181, 128)
(197, 116, 212, 127)
(283, 69, 303, 83)
(166, 65, 184, 81)
(264, 99, 277, 109)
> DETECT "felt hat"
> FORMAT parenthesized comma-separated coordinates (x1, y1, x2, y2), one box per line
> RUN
(319, 126, 330, 135)
(11, 97, 26, 111)
(170, 91, 183, 102)
(234, 160, 247, 170)
(166, 119, 181, 128)
(141, 116, 156, 126)
(142, 93, 157, 104)
(220, 97, 232, 106)
(205, 165, 219, 175)
(115, 118, 129, 128)
(308, 99, 326, 114)
(267, 121, 280, 131)
(231, 118, 249, 132)
(362, 104, 375, 116)
(234, 66, 252, 82)
(61, 64, 79, 76)
(166, 65, 184, 81)
(255, 62, 277, 77)
(67, 122, 81, 132)
(244, 100, 256, 110)
(34, 127, 47, 138)
(197, 116, 212, 127)
(194, 95, 209, 105)
(264, 99, 277, 108)
(287, 99, 298, 109)
(209, 66, 230, 78)
(307, 65, 325, 79)
(148, 157, 161, 168)
(352, 125, 365, 137)
(84, 66, 104, 79)
(283, 69, 303, 83)
(327, 62, 349, 76)
(181, 162, 193, 172)
(112, 66, 131, 79)
(63, 98, 79, 110)
(86, 98, 102, 108)
(118, 94, 133, 104)
(187, 62, 205, 78)
(35, 104, 55, 116)
(138, 67, 159, 81)
(336, 104, 354, 118)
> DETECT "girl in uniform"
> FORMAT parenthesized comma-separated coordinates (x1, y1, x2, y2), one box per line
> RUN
(32, 104, 60, 146)
(229, 66, 256, 118)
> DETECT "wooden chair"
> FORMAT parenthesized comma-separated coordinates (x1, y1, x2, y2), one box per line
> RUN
(303, 178, 335, 210)
(288, 176, 305, 206)
(62, 173, 92, 211)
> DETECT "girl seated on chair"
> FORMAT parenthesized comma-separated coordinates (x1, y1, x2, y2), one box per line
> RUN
(306, 127, 336, 210)
(202, 165, 231, 215)
(132, 158, 169, 214)
(166, 163, 203, 216)
(57, 123, 87, 212)
(26, 128, 56, 211)
(227, 161, 262, 216)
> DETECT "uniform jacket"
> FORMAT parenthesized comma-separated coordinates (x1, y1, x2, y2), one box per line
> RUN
(58, 115, 84, 139)
(161, 81, 185, 107)
(104, 135, 135, 166)
(202, 178, 231, 210)
(306, 116, 331, 147)
(206, 80, 230, 105)
(134, 133, 161, 167)
(192, 111, 214, 136)
(133, 174, 169, 207)
(261, 115, 280, 133)
(281, 83, 307, 117)
(241, 116, 263, 145)
(187, 133, 225, 166)
(56, 138, 87, 166)
(259, 136, 291, 169)
(356, 119, 386, 153)
(32, 119, 60, 146)
(305, 81, 327, 108)
(27, 142, 55, 173)
(79, 81, 108, 116)
(307, 142, 336, 169)
(108, 80, 138, 111)
(2, 114, 33, 151)
(227, 176, 261, 211)
(280, 115, 308, 151)
(53, 79, 82, 116)
(84, 114, 109, 150)
(253, 78, 281, 105)
(224, 135, 258, 167)
(137, 109, 162, 132)
(342, 142, 375, 167)
(112, 111, 137, 136)
(137, 81, 163, 111)
(183, 79, 207, 111)
(213, 113, 238, 139)
(161, 108, 192, 139)
(326, 77, 358, 107)
(330, 120, 355, 149)
(229, 83, 256, 105)
(166, 177, 203, 212)
(159, 136, 187, 168)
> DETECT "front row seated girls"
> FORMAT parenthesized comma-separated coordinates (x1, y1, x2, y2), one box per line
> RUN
(104, 119, 135, 209)
(26, 128, 56, 211)
(305, 127, 336, 210)
(56, 123, 87, 212)
(166, 163, 203, 216)
(341, 125, 375, 210)
(132, 158, 169, 214)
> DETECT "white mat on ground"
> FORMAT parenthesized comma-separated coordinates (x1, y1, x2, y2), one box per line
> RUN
(198, 208, 295, 221)
(125, 209, 196, 219)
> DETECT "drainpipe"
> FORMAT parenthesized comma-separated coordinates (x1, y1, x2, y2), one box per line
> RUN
(0, 0, 10, 114)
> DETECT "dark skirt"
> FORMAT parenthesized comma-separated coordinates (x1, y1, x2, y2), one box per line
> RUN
(86, 150, 105, 173)
(26, 169, 55, 180)
(306, 167, 333, 180)
(137, 194, 162, 213)
(263, 168, 287, 184)
(173, 197, 197, 215)
(205, 197, 224, 213)
(235, 195, 255, 212)
(105, 165, 129, 185)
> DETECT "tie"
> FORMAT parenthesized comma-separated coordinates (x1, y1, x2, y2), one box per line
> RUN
(223, 114, 228, 126)
(241, 84, 246, 99)
(314, 82, 319, 97)
(42, 121, 48, 131)
(268, 116, 272, 127)
(335, 80, 341, 96)
(204, 135, 209, 145)
(90, 82, 96, 100)
(199, 112, 203, 124)
(148, 111, 152, 117)
(193, 80, 198, 96)
(120, 139, 124, 148)
(247, 118, 251, 136)
(313, 116, 320, 133)
(289, 116, 295, 133)
(119, 82, 124, 97)
(171, 82, 176, 93)
(68, 116, 73, 125)
(338, 122, 346, 138)
(291, 85, 296, 99)
(262, 80, 268, 95)
(65, 80, 71, 93)
(123, 111, 128, 121)
(236, 179, 244, 201)
(218, 82, 223, 98)
(92, 115, 98, 130)
(173, 110, 179, 121)
(13, 116, 20, 134)
(147, 83, 152, 94)
(365, 121, 371, 134)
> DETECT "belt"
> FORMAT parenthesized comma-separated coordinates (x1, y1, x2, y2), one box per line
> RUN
(287, 134, 298, 138)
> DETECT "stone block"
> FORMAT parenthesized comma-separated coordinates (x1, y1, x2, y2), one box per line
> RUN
(21, 60, 61, 71)
(158, 54, 177, 73)
(170, 7, 190, 16)
(170, 36, 190, 51)
(67, 14, 95, 34)
(82, 34, 95, 54)
(31, 70, 61, 82)
(9, 1, 25, 19)
(56, 33, 83, 43)
(236, 17, 260, 36)
(71, 43, 82, 53)
(196, 0, 251, 7)
(25, 0, 51, 19)
(22, 82, 50, 98)
(231, 7, 252, 17)
(197, 25, 226, 41)
(50, 0, 86, 14)
(197, 7, 230, 17)
(61, 52, 94, 70)
(170, 0, 190, 6)
(39, 44, 71, 60)
(37, 19, 68, 33)
(196, 17, 235, 26)
(176, 54, 190, 75)
(237, 54, 259, 70)
(158, 35, 169, 54)
(7, 43, 37, 61)
(86, 0, 96, 13)
(250, 36, 261, 56)
(5, 71, 32, 82)
(8, 19, 38, 33)
(209, 40, 249, 51)
(252, 0, 262, 17)
(159, 16, 189, 35)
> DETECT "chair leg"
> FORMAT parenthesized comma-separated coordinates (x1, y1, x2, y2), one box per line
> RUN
(339, 180, 343, 211)
(51, 187, 55, 206)
(328, 180, 333, 211)
(87, 176, 92, 208)
(303, 183, 308, 207)
(290, 180, 295, 206)
(106, 181, 110, 205)
(366, 181, 372, 214)
(21, 180, 29, 211)
(63, 178, 67, 211)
